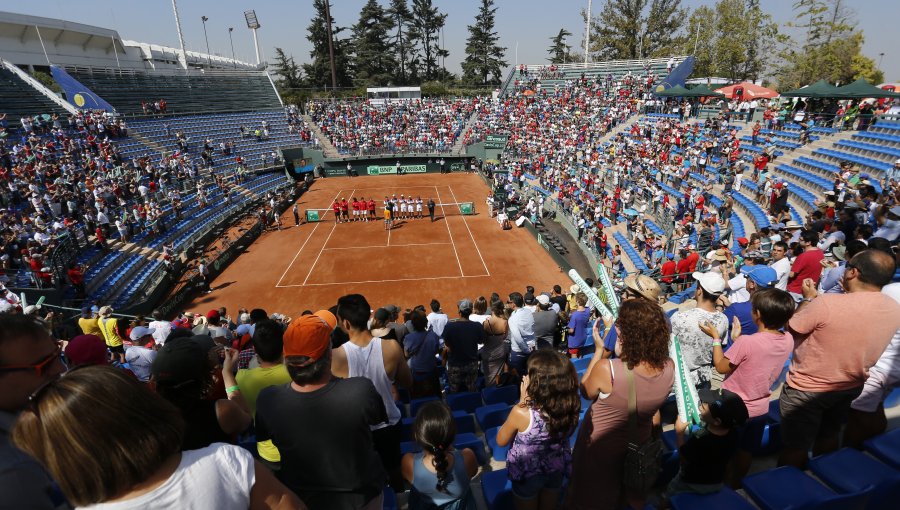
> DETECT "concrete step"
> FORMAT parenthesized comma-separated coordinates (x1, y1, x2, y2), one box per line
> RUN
(302, 113, 341, 158)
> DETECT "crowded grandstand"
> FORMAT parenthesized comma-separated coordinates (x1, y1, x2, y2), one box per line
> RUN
(2, 3, 900, 510)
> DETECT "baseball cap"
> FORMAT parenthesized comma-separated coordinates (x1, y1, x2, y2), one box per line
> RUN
(458, 298, 474, 312)
(743, 250, 765, 260)
(740, 265, 778, 288)
(205, 309, 221, 322)
(624, 274, 661, 301)
(698, 388, 749, 428)
(64, 335, 109, 366)
(129, 326, 156, 342)
(693, 271, 726, 295)
(98, 305, 114, 317)
(314, 309, 337, 329)
(536, 294, 550, 306)
(151, 338, 209, 385)
(569, 284, 580, 294)
(283, 314, 333, 360)
(666, 253, 675, 260)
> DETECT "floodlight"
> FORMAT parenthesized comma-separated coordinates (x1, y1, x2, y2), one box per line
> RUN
(244, 10, 260, 29)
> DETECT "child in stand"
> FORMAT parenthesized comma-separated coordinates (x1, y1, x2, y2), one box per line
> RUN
(661, 388, 749, 507)
(496, 350, 581, 510)
(402, 401, 478, 510)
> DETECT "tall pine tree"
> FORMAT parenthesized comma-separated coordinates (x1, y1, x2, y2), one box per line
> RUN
(586, 0, 687, 60)
(271, 48, 304, 104)
(387, 0, 415, 84)
(461, 0, 508, 85)
(547, 28, 573, 64)
(352, 0, 396, 85)
(409, 0, 447, 81)
(304, 0, 353, 88)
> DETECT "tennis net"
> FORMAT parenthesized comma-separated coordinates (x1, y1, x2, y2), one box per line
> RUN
(305, 202, 475, 222)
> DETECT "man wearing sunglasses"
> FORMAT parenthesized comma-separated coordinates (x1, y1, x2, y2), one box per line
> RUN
(0, 314, 69, 508)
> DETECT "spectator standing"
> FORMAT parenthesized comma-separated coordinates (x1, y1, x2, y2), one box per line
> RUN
(532, 294, 558, 350)
(566, 293, 591, 358)
(598, 275, 662, 360)
(426, 299, 449, 339)
(481, 300, 510, 387)
(442, 299, 487, 393)
(78, 306, 102, 337)
(786, 230, 824, 302)
(255, 313, 387, 509)
(507, 292, 536, 376)
(768, 241, 791, 291)
(568, 299, 675, 510)
(96, 306, 126, 364)
(403, 309, 441, 398)
(148, 309, 172, 346)
(332, 294, 412, 491)
(670, 272, 728, 389)
(126, 327, 159, 382)
(778, 250, 900, 468)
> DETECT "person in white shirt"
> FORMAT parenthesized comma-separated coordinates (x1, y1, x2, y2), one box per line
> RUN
(426, 299, 449, 339)
(506, 292, 535, 375)
(769, 241, 792, 291)
(148, 309, 173, 345)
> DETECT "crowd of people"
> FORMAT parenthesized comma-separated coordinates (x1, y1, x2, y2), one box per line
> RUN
(307, 98, 480, 155)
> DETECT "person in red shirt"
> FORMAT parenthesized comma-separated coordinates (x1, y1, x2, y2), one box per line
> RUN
(675, 247, 693, 291)
(340, 198, 349, 222)
(331, 200, 341, 224)
(66, 262, 86, 297)
(752, 121, 762, 145)
(787, 230, 824, 300)
(660, 253, 677, 295)
(367, 198, 376, 220)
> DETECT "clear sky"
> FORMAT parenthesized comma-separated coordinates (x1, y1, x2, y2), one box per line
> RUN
(1, 0, 897, 82)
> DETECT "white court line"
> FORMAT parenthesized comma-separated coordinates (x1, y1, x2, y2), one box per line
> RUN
(446, 184, 491, 276)
(274, 187, 343, 287)
(434, 185, 464, 277)
(300, 187, 356, 286)
(277, 273, 491, 288)
(322, 242, 451, 251)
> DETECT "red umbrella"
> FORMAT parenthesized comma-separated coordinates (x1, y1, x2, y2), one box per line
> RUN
(717, 82, 779, 99)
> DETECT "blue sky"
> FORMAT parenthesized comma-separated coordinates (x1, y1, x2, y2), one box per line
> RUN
(2, 0, 897, 82)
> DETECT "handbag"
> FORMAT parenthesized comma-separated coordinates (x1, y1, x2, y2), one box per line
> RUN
(621, 366, 662, 492)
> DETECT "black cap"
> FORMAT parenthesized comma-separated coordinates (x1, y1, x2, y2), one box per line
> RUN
(698, 388, 749, 428)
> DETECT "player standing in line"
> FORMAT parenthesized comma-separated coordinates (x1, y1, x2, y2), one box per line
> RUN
(340, 197, 349, 223)
(416, 196, 423, 219)
(367, 197, 377, 221)
(332, 199, 341, 224)
(391, 194, 399, 220)
(399, 194, 407, 220)
(350, 197, 357, 222)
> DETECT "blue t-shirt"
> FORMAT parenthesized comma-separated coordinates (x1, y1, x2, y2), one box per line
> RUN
(567, 309, 591, 348)
(724, 301, 757, 339)
(404, 330, 439, 375)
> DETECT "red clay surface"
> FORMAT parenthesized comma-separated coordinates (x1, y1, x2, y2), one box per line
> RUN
(186, 173, 567, 316)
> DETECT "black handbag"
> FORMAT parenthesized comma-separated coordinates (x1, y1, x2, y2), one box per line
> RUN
(622, 366, 663, 491)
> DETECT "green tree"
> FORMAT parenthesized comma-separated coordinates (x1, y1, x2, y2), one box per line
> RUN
(586, 0, 687, 60)
(461, 0, 508, 86)
(547, 28, 573, 64)
(304, 0, 353, 89)
(271, 48, 305, 104)
(643, 0, 689, 57)
(683, 6, 716, 77)
(409, 0, 447, 81)
(387, 0, 416, 84)
(351, 0, 396, 86)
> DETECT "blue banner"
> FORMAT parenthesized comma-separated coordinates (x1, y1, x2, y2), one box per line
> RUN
(50, 66, 116, 112)
(654, 56, 696, 93)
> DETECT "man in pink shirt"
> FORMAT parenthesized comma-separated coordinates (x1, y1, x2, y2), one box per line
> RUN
(778, 249, 900, 468)
(786, 230, 824, 302)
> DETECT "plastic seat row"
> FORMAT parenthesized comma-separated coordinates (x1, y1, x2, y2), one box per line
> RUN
(815, 148, 892, 173)
(836, 139, 900, 160)
(613, 232, 649, 273)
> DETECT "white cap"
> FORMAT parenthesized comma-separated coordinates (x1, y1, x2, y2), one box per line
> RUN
(129, 326, 156, 341)
(693, 271, 726, 295)
(536, 294, 551, 305)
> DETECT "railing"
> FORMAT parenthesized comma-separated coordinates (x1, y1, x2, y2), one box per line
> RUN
(1, 59, 77, 114)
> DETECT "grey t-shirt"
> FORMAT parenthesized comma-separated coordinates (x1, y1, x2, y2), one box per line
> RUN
(532, 310, 558, 346)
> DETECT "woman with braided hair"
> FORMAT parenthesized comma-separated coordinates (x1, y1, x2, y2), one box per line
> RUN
(401, 401, 478, 509)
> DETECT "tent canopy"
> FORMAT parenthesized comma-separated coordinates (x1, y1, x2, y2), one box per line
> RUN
(780, 79, 841, 98)
(716, 82, 779, 99)
(831, 78, 900, 99)
(654, 85, 724, 97)
(654, 85, 692, 97)
(687, 84, 726, 97)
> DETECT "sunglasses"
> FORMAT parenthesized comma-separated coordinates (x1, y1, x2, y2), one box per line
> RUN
(0, 344, 64, 377)
(26, 363, 88, 420)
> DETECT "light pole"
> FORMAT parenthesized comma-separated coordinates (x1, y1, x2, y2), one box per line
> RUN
(228, 27, 236, 68)
(201, 15, 211, 67)
(879, 52, 885, 70)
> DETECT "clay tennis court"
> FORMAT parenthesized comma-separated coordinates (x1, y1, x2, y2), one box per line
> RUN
(187, 173, 567, 315)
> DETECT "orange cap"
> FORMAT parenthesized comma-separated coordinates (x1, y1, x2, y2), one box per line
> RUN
(283, 314, 333, 359)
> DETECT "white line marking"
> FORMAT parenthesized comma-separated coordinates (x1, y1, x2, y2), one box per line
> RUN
(300, 188, 355, 286)
(387, 218, 391, 246)
(274, 187, 343, 287)
(446, 184, 490, 276)
(277, 273, 491, 288)
(322, 242, 452, 251)
(434, 185, 464, 277)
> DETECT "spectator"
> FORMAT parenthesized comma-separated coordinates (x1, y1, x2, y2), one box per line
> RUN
(779, 249, 900, 468)
(768, 241, 791, 290)
(402, 401, 478, 509)
(507, 292, 536, 376)
(332, 294, 411, 490)
(481, 299, 510, 387)
(77, 306, 102, 337)
(568, 299, 675, 510)
(722, 264, 779, 337)
(671, 272, 728, 389)
(442, 299, 487, 393)
(255, 314, 387, 509)
(126, 326, 158, 382)
(404, 309, 441, 398)
(497, 350, 580, 510)
(148, 309, 172, 346)
(598, 274, 663, 360)
(0, 314, 69, 509)
(96, 306, 126, 364)
(235, 319, 292, 416)
(532, 294, 558, 350)
(786, 230, 824, 302)
(566, 293, 591, 358)
(426, 299, 449, 339)
(11, 365, 302, 509)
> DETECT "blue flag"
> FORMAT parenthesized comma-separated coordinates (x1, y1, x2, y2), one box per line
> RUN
(50, 66, 116, 112)
(654, 56, 696, 93)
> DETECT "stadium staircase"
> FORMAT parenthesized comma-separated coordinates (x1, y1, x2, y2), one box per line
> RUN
(453, 112, 482, 155)
(301, 113, 340, 158)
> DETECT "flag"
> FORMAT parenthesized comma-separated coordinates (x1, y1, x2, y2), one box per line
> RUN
(50, 66, 116, 112)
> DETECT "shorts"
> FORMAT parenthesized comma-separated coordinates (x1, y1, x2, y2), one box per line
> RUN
(567, 346, 583, 357)
(779, 384, 863, 451)
(851, 368, 900, 413)
(371, 421, 402, 471)
(447, 361, 480, 393)
(511, 472, 564, 499)
(108, 344, 125, 355)
(662, 471, 723, 501)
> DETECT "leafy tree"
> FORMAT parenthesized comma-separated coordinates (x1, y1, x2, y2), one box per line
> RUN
(271, 48, 305, 104)
(461, 0, 508, 85)
(547, 28, 573, 64)
(409, 0, 447, 81)
(304, 0, 353, 88)
(585, 0, 687, 60)
(386, 0, 416, 84)
(643, 0, 689, 58)
(351, 0, 396, 86)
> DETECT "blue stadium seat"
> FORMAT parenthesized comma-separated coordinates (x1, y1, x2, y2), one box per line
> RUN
(454, 432, 489, 465)
(452, 411, 477, 435)
(571, 356, 593, 372)
(409, 396, 440, 417)
(475, 404, 513, 431)
(446, 391, 483, 414)
(482, 385, 519, 406)
(670, 487, 756, 510)
(481, 469, 514, 510)
(809, 448, 900, 510)
(742, 465, 863, 510)
(864, 428, 900, 470)
(382, 487, 398, 510)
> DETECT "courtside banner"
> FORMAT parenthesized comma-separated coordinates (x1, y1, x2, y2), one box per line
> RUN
(366, 165, 427, 175)
(50, 66, 116, 112)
